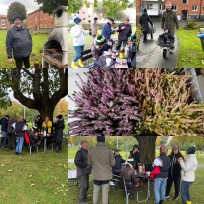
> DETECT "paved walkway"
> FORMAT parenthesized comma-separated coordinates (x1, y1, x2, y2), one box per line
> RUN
(136, 21, 179, 68)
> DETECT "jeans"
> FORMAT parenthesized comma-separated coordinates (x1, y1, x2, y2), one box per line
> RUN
(93, 182, 110, 204)
(16, 137, 24, 154)
(1, 131, 7, 148)
(181, 181, 192, 204)
(73, 45, 84, 62)
(154, 178, 167, 203)
(14, 55, 30, 68)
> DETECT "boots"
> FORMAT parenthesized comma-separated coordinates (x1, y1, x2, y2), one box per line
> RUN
(71, 61, 78, 68)
(186, 201, 191, 204)
(160, 200, 164, 204)
(78, 59, 84, 67)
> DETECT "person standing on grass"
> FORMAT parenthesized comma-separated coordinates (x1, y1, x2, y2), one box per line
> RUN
(35, 115, 42, 134)
(112, 149, 125, 175)
(70, 17, 89, 68)
(88, 136, 115, 204)
(7, 115, 16, 150)
(6, 15, 32, 68)
(153, 144, 170, 204)
(165, 145, 184, 201)
(74, 140, 91, 204)
(42, 117, 52, 134)
(53, 114, 65, 153)
(91, 17, 98, 40)
(1, 115, 9, 149)
(178, 147, 198, 204)
(116, 17, 132, 50)
(12, 115, 27, 156)
(129, 144, 140, 170)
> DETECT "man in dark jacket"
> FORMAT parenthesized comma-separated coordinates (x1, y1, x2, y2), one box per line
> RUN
(112, 149, 125, 175)
(35, 115, 42, 134)
(161, 2, 179, 35)
(6, 15, 32, 68)
(7, 115, 16, 150)
(165, 145, 184, 201)
(1, 115, 9, 149)
(116, 17, 132, 50)
(74, 140, 90, 204)
(153, 145, 171, 204)
(101, 18, 119, 40)
(129, 144, 140, 170)
(54, 115, 65, 153)
(139, 9, 153, 42)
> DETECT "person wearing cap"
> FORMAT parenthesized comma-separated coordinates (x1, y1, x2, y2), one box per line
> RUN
(116, 17, 132, 50)
(101, 18, 119, 40)
(88, 136, 115, 204)
(91, 17, 98, 39)
(129, 144, 141, 170)
(6, 15, 32, 68)
(91, 34, 107, 60)
(162, 2, 179, 35)
(178, 147, 198, 204)
(165, 145, 184, 200)
(74, 140, 91, 203)
(53, 115, 65, 153)
(71, 17, 89, 68)
(42, 117, 52, 134)
(152, 145, 170, 204)
(101, 38, 114, 53)
(112, 149, 125, 175)
(139, 9, 153, 43)
(1, 115, 9, 149)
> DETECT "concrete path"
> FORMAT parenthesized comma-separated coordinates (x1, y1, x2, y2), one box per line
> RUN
(136, 22, 179, 68)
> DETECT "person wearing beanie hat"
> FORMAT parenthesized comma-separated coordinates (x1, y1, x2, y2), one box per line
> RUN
(74, 140, 91, 203)
(101, 38, 114, 53)
(165, 145, 184, 200)
(112, 149, 125, 175)
(91, 34, 107, 60)
(88, 136, 115, 204)
(152, 145, 170, 204)
(53, 114, 65, 152)
(6, 14, 32, 68)
(178, 147, 198, 204)
(101, 18, 119, 40)
(139, 8, 153, 43)
(116, 16, 132, 50)
(129, 144, 140, 170)
(70, 17, 89, 68)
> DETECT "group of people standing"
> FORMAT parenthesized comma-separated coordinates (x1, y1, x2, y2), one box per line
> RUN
(70, 17, 133, 68)
(0, 114, 65, 155)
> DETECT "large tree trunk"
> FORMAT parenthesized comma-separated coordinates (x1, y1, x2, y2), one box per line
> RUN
(135, 135, 157, 163)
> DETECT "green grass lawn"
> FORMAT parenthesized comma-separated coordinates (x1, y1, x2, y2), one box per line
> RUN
(0, 30, 48, 68)
(0, 141, 68, 204)
(68, 27, 136, 67)
(68, 147, 204, 203)
(176, 28, 204, 68)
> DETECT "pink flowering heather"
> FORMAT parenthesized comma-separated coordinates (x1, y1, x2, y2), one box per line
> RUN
(69, 68, 141, 136)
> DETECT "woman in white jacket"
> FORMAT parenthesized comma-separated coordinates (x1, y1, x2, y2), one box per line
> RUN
(70, 17, 89, 68)
(178, 147, 198, 204)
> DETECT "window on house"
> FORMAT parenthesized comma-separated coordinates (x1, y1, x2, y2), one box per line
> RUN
(192, 5, 198, 11)
(172, 4, 178, 10)
(146, 4, 153, 10)
(183, 0, 188, 4)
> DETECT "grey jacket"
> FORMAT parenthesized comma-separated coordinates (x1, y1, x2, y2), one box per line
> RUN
(6, 25, 32, 58)
(88, 142, 116, 181)
(7, 118, 16, 134)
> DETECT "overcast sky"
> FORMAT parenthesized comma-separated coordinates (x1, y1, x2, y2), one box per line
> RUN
(0, 0, 41, 15)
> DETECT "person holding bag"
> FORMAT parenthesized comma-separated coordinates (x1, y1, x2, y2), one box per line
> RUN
(152, 145, 170, 204)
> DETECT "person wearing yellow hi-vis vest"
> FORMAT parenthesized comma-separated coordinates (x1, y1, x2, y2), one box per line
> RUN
(42, 117, 52, 134)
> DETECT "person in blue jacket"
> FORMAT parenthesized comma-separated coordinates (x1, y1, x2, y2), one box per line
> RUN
(102, 18, 119, 40)
(112, 149, 125, 175)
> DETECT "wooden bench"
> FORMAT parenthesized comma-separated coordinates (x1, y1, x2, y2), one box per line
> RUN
(81, 49, 93, 67)
(68, 169, 79, 187)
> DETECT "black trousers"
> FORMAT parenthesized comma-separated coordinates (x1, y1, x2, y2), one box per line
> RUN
(116, 39, 128, 50)
(56, 142, 62, 151)
(166, 174, 181, 197)
(7, 133, 16, 150)
(14, 55, 30, 68)
(143, 32, 147, 42)
(79, 174, 89, 202)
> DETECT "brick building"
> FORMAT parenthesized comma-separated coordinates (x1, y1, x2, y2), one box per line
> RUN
(137, 0, 204, 20)
(27, 9, 54, 30)
(0, 15, 11, 29)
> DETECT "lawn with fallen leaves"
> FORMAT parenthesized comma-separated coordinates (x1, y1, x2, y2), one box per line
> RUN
(176, 27, 204, 68)
(0, 141, 67, 204)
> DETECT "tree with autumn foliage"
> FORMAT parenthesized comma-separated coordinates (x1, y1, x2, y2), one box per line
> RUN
(69, 68, 204, 162)
(54, 99, 68, 118)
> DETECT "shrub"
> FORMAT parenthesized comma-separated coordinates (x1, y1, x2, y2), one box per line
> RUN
(183, 20, 200, 30)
